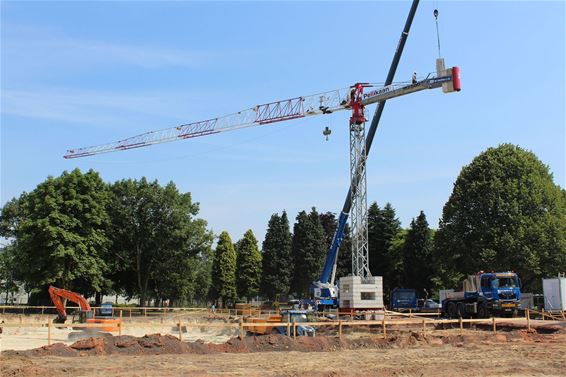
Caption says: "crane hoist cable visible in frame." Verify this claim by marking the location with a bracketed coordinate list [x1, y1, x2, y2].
[434, 8, 441, 58]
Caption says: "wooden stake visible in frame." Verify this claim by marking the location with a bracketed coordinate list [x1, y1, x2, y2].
[47, 318, 52, 346]
[239, 318, 244, 339]
[338, 320, 342, 339]
[382, 317, 387, 339]
[526, 309, 531, 331]
[293, 320, 296, 340]
[119, 310, 123, 336]
[459, 317, 463, 335]
[287, 321, 291, 337]
[178, 320, 183, 341]
[422, 319, 426, 336]
[129, 308, 132, 319]
[492, 317, 496, 333]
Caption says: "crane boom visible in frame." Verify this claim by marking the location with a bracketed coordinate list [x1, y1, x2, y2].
[63, 74, 458, 159]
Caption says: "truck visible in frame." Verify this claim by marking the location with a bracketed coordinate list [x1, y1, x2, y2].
[245, 309, 316, 336]
[390, 288, 418, 312]
[442, 272, 521, 318]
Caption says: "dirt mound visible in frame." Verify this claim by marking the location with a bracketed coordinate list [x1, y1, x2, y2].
[4, 333, 432, 357]
[5, 328, 560, 358]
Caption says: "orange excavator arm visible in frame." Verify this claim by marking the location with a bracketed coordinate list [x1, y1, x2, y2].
[48, 285, 91, 322]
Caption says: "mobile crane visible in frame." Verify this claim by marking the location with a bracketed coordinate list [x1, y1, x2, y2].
[64, 1, 460, 310]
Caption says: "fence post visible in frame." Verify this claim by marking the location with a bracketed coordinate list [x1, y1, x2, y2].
[239, 317, 244, 339]
[41, 306, 45, 315]
[422, 319, 426, 336]
[287, 321, 291, 337]
[459, 317, 463, 335]
[338, 320, 342, 340]
[526, 309, 531, 331]
[144, 308, 147, 317]
[409, 309, 412, 318]
[178, 320, 183, 341]
[293, 319, 296, 340]
[492, 317, 496, 333]
[129, 308, 132, 319]
[382, 317, 387, 339]
[119, 311, 123, 336]
[19, 315, 22, 325]
[47, 318, 52, 346]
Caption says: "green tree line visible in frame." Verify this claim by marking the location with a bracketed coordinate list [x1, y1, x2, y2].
[1, 144, 565, 306]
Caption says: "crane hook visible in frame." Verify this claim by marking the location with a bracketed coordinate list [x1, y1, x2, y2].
[433, 9, 438, 19]
[322, 126, 332, 141]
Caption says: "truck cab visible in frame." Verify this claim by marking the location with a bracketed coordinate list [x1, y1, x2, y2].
[478, 272, 521, 315]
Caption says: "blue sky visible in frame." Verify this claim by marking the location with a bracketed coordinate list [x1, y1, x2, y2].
[1, 1, 564, 244]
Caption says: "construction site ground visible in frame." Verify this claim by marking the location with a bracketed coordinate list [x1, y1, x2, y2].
[1, 313, 565, 377]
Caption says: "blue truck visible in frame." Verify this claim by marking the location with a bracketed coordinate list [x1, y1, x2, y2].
[442, 271, 521, 318]
[390, 288, 418, 311]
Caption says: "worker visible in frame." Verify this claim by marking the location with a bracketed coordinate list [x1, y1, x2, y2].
[211, 303, 216, 314]
[412, 72, 417, 84]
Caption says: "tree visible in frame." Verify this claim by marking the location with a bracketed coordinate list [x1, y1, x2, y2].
[261, 211, 293, 299]
[291, 208, 326, 296]
[434, 144, 566, 291]
[0, 245, 20, 303]
[211, 231, 237, 306]
[368, 202, 403, 294]
[235, 230, 262, 300]
[319, 211, 352, 279]
[108, 178, 212, 306]
[402, 211, 434, 296]
[0, 169, 111, 296]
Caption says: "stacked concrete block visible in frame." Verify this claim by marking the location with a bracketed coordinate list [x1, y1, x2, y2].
[339, 275, 384, 309]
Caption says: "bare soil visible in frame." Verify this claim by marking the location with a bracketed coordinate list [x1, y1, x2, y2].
[1, 326, 565, 377]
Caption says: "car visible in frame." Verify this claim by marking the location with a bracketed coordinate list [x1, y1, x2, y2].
[98, 302, 114, 316]
[422, 299, 441, 309]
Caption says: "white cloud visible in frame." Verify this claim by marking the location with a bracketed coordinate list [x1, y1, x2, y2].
[0, 87, 224, 129]
[2, 24, 213, 73]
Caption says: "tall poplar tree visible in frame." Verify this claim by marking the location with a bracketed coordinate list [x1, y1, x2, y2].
[211, 231, 237, 306]
[402, 211, 434, 296]
[236, 230, 262, 300]
[291, 208, 326, 296]
[261, 211, 293, 299]
[368, 202, 403, 294]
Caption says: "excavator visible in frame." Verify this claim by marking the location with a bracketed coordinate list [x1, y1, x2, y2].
[48, 285, 121, 332]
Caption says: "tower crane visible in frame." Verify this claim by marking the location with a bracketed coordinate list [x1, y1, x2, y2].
[65, 0, 460, 310]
